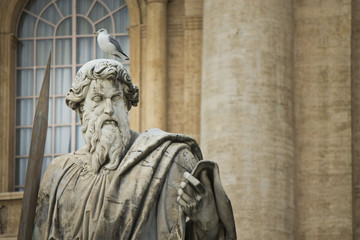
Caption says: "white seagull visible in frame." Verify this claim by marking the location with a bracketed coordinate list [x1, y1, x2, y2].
[95, 28, 130, 61]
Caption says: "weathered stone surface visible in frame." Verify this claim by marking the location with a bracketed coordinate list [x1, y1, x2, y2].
[294, 0, 352, 239]
[201, 0, 295, 238]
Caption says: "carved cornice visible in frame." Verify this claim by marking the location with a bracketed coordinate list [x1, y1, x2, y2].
[168, 24, 183, 37]
[140, 24, 147, 38]
[11, 34, 18, 49]
[183, 16, 203, 30]
[146, 0, 168, 3]
[140, 24, 183, 38]
[355, 185, 360, 199]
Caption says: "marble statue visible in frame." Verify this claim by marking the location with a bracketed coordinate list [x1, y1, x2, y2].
[33, 59, 236, 240]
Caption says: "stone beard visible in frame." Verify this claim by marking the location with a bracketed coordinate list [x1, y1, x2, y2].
[81, 86, 131, 174]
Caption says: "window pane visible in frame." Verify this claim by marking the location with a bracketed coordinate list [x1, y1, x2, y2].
[41, 156, 53, 178]
[37, 20, 54, 37]
[114, 7, 129, 33]
[17, 70, 34, 97]
[76, 17, 93, 35]
[89, 2, 108, 22]
[16, 128, 32, 155]
[95, 16, 113, 34]
[44, 127, 52, 154]
[25, 0, 49, 15]
[55, 97, 72, 124]
[56, 39, 72, 65]
[76, 125, 85, 150]
[36, 40, 53, 66]
[16, 99, 33, 126]
[56, 0, 72, 17]
[77, 37, 94, 64]
[77, 0, 93, 15]
[15, 158, 28, 187]
[102, 0, 126, 11]
[18, 13, 36, 37]
[41, 4, 61, 25]
[18, 41, 34, 67]
[76, 112, 80, 123]
[55, 68, 72, 95]
[36, 68, 53, 96]
[56, 18, 72, 36]
[55, 126, 71, 154]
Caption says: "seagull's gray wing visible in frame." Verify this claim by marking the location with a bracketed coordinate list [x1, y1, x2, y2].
[108, 36, 127, 55]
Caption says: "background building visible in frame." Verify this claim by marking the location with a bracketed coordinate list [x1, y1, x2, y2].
[0, 0, 357, 239]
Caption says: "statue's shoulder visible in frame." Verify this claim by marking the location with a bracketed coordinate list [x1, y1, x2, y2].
[49, 153, 75, 169]
[44, 151, 85, 177]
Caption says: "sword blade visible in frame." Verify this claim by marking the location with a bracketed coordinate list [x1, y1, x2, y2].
[18, 52, 51, 240]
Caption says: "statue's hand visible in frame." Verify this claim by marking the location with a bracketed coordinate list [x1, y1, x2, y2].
[177, 171, 219, 238]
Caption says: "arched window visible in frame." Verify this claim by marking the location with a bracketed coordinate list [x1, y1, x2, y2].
[15, 0, 130, 191]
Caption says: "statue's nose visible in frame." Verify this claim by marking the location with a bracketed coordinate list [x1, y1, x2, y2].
[104, 99, 114, 115]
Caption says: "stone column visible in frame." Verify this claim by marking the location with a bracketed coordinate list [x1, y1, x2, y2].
[294, 1, 352, 239]
[0, 32, 16, 192]
[183, 6, 202, 142]
[144, 0, 168, 130]
[353, 0, 360, 238]
[201, 0, 295, 238]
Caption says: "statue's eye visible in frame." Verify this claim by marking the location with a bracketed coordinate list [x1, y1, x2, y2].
[92, 95, 103, 102]
[112, 95, 122, 101]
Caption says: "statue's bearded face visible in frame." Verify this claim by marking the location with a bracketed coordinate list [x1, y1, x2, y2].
[81, 79, 131, 173]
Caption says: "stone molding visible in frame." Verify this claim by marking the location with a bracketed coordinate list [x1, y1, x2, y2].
[0, 192, 23, 201]
[168, 24, 183, 37]
[140, 24, 147, 38]
[183, 16, 202, 30]
[147, 0, 168, 3]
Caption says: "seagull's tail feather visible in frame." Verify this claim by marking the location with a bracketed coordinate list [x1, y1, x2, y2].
[113, 52, 130, 61]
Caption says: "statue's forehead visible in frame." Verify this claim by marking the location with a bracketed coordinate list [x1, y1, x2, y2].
[89, 79, 121, 93]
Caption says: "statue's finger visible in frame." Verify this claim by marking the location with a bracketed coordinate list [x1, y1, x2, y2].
[177, 196, 193, 216]
[178, 188, 199, 204]
[183, 171, 206, 194]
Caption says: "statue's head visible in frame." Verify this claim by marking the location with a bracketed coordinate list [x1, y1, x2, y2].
[65, 59, 139, 173]
[66, 59, 138, 119]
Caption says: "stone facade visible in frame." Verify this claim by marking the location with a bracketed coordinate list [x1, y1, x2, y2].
[0, 0, 358, 239]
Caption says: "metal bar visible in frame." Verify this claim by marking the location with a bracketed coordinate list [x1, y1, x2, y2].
[18, 52, 51, 240]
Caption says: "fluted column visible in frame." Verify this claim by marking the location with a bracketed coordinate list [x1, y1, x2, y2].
[144, 0, 168, 130]
[201, 0, 295, 238]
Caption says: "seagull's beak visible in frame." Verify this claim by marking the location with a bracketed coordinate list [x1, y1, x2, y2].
[94, 31, 97, 35]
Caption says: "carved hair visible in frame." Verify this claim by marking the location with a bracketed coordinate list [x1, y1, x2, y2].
[65, 59, 139, 118]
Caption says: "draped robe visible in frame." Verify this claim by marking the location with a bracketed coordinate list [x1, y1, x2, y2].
[33, 129, 236, 240]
